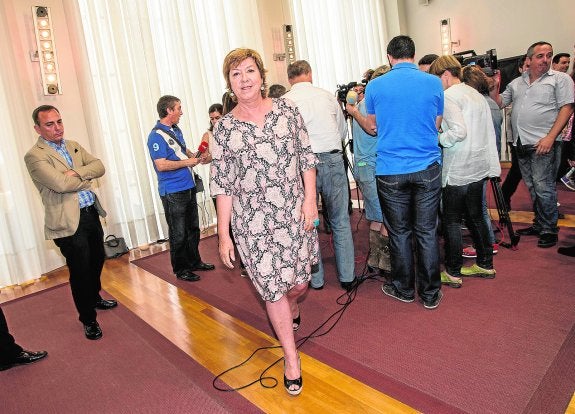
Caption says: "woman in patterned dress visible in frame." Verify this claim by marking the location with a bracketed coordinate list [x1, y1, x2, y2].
[210, 48, 320, 396]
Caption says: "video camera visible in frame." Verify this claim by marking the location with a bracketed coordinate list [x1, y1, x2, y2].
[456, 49, 498, 76]
[336, 80, 366, 104]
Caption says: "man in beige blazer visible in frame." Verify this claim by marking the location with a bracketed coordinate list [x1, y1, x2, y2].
[24, 105, 116, 340]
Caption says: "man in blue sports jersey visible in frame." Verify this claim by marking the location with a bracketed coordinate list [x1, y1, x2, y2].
[355, 36, 445, 309]
[148, 95, 214, 282]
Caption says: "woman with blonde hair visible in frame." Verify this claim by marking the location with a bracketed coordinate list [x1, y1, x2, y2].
[210, 48, 320, 396]
[429, 56, 501, 286]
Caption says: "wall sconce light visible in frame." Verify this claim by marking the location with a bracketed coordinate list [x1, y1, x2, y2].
[440, 18, 460, 55]
[32, 6, 61, 95]
[273, 25, 297, 63]
[283, 25, 296, 65]
[440, 19, 452, 55]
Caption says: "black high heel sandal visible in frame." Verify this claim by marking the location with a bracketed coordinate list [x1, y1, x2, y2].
[292, 304, 301, 331]
[292, 314, 301, 331]
[284, 354, 302, 396]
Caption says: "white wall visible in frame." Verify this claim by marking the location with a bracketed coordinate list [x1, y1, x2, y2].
[403, 0, 575, 64]
[255, 0, 292, 88]
[4, 0, 92, 150]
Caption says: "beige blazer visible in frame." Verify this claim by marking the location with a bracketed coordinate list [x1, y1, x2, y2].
[24, 137, 107, 240]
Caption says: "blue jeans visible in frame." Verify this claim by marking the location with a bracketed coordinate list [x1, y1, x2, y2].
[161, 188, 201, 276]
[376, 162, 441, 301]
[312, 152, 355, 286]
[443, 179, 493, 275]
[354, 163, 383, 222]
[517, 141, 561, 235]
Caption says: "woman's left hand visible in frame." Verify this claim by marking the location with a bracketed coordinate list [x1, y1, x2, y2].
[301, 198, 319, 232]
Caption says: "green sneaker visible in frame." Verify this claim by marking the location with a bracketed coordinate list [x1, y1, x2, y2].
[440, 271, 462, 288]
[460, 264, 496, 279]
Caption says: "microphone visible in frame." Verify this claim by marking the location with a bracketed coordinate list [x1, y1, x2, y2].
[194, 141, 208, 158]
[346, 90, 358, 105]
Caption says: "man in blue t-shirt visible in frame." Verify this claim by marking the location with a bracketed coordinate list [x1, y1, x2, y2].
[147, 95, 214, 281]
[357, 36, 444, 309]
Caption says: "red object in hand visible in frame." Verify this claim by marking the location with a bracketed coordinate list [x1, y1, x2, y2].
[195, 141, 208, 158]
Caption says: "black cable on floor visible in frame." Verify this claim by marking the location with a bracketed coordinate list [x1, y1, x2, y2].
[212, 265, 387, 393]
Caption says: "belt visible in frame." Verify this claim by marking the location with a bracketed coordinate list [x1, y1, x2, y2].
[317, 149, 342, 154]
[80, 204, 96, 213]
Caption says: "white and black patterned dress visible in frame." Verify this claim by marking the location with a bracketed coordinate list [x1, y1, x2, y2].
[210, 98, 320, 302]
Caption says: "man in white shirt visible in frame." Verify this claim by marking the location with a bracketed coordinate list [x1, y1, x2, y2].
[492, 42, 574, 248]
[284, 60, 355, 290]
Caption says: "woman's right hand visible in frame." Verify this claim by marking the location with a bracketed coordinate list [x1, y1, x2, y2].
[218, 236, 236, 269]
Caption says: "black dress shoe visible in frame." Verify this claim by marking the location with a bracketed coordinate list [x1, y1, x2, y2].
[95, 298, 118, 310]
[340, 279, 356, 292]
[516, 226, 540, 236]
[538, 233, 558, 248]
[0, 350, 48, 371]
[191, 262, 215, 271]
[558, 245, 575, 257]
[84, 321, 103, 340]
[176, 271, 200, 282]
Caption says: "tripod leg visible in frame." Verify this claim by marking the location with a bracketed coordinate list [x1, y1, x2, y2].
[490, 177, 520, 249]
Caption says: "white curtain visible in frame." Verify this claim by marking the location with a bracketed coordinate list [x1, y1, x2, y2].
[0, 0, 262, 288]
[0, 6, 65, 287]
[289, 0, 387, 91]
[71, 0, 264, 250]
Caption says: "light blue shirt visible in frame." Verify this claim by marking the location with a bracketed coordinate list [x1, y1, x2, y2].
[43, 138, 95, 208]
[352, 99, 377, 167]
[501, 69, 574, 145]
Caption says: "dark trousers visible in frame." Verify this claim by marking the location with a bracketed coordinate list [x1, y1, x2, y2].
[501, 145, 522, 210]
[376, 162, 442, 302]
[443, 179, 493, 276]
[0, 307, 23, 364]
[54, 206, 105, 325]
[161, 188, 201, 276]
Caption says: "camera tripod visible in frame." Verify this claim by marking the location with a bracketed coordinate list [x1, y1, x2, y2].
[489, 176, 520, 249]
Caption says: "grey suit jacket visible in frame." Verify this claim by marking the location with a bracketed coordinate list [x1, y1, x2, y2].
[24, 137, 107, 240]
